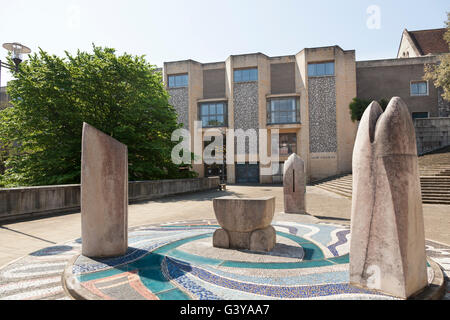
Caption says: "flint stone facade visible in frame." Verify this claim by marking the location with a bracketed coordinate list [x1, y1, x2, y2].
[168, 87, 189, 129]
[308, 76, 337, 153]
[234, 82, 259, 154]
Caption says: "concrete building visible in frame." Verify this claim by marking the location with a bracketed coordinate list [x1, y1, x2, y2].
[357, 28, 450, 119]
[164, 27, 449, 183]
[164, 46, 358, 184]
[356, 55, 449, 118]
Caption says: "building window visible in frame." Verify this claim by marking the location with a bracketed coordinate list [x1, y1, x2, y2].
[411, 81, 428, 96]
[199, 102, 227, 127]
[168, 74, 188, 88]
[234, 68, 258, 82]
[279, 133, 297, 156]
[308, 62, 334, 77]
[267, 98, 300, 124]
[412, 112, 429, 120]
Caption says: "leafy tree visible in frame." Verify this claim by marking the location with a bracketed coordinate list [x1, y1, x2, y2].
[0, 45, 196, 187]
[424, 12, 450, 102]
[349, 97, 388, 122]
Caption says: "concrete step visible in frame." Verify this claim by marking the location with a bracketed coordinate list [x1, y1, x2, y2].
[316, 181, 450, 205]
[422, 200, 450, 205]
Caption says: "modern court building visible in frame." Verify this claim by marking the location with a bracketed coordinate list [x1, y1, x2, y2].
[164, 27, 449, 184]
[164, 46, 358, 184]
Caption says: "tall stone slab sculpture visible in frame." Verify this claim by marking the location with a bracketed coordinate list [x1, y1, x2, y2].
[350, 97, 427, 299]
[81, 123, 128, 258]
[283, 154, 305, 214]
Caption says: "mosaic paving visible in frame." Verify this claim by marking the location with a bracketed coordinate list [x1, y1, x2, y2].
[0, 219, 449, 300]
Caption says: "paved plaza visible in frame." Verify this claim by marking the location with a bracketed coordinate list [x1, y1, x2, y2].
[0, 185, 448, 300]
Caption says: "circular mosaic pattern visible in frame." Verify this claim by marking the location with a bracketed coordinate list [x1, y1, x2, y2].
[1, 219, 449, 300]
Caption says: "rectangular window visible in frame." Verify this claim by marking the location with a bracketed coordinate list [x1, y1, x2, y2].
[267, 98, 300, 124]
[411, 81, 428, 96]
[234, 68, 258, 82]
[199, 102, 227, 127]
[308, 62, 335, 77]
[168, 74, 188, 88]
[279, 133, 297, 157]
[412, 112, 429, 120]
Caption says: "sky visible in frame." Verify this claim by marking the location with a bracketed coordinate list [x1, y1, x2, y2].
[0, 0, 448, 86]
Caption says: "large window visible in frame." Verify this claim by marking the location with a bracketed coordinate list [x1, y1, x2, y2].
[411, 81, 428, 96]
[412, 112, 429, 120]
[267, 98, 300, 124]
[308, 62, 334, 77]
[199, 102, 227, 127]
[234, 68, 258, 82]
[168, 74, 188, 88]
[279, 133, 297, 156]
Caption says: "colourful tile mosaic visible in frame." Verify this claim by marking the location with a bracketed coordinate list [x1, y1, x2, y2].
[0, 219, 448, 300]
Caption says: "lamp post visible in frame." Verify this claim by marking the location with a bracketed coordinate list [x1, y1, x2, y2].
[0, 42, 31, 85]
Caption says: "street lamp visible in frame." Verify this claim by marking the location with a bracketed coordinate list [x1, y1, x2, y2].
[0, 42, 31, 84]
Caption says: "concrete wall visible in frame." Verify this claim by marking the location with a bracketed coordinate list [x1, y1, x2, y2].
[0, 177, 220, 222]
[414, 118, 450, 155]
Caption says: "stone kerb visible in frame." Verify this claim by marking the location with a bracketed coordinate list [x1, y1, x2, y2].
[212, 196, 276, 252]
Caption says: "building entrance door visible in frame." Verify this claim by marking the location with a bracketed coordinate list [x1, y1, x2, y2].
[235, 163, 260, 184]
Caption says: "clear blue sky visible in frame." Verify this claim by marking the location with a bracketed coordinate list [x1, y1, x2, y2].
[0, 0, 448, 86]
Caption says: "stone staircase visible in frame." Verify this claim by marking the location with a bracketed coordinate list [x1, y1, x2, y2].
[312, 147, 450, 205]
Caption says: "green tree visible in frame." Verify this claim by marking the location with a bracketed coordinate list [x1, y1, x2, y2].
[424, 13, 450, 102]
[349, 97, 388, 122]
[0, 45, 196, 187]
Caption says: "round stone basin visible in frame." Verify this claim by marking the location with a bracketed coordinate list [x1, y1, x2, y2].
[213, 196, 275, 232]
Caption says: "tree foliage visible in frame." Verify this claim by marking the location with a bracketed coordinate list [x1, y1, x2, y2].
[424, 12, 450, 102]
[0, 45, 196, 187]
[349, 97, 388, 122]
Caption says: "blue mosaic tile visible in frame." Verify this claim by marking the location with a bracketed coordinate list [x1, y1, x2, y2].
[168, 258, 383, 299]
[327, 229, 351, 257]
[30, 245, 74, 256]
[164, 258, 220, 300]
[156, 288, 191, 300]
[139, 268, 175, 294]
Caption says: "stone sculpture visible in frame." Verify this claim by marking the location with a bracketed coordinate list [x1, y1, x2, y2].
[81, 123, 128, 258]
[350, 97, 427, 299]
[213, 196, 276, 252]
[283, 153, 306, 214]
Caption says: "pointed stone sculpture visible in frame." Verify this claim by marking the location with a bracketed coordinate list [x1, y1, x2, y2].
[350, 97, 427, 299]
[81, 123, 128, 258]
[283, 153, 305, 214]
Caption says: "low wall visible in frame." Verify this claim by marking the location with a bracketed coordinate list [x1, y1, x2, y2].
[0, 177, 220, 222]
[415, 117, 450, 155]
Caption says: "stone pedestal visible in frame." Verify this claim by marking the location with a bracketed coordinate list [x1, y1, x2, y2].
[283, 154, 306, 214]
[350, 97, 427, 299]
[213, 196, 276, 252]
[81, 123, 128, 258]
